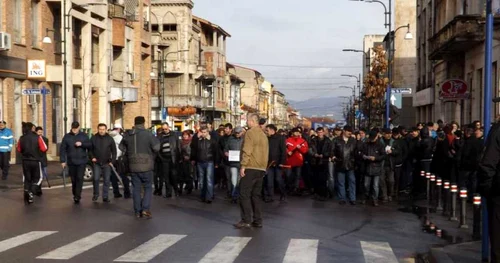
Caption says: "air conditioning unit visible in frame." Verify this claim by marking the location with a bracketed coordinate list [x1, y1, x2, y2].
[27, 95, 38, 105]
[130, 72, 137, 80]
[0, 32, 12, 51]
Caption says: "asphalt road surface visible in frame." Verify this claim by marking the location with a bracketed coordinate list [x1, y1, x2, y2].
[0, 185, 446, 263]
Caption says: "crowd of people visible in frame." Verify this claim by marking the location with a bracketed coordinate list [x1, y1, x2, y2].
[11, 116, 487, 219]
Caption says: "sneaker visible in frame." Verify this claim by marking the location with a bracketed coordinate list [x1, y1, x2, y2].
[206, 200, 212, 204]
[92, 196, 98, 202]
[141, 211, 152, 219]
[73, 197, 80, 204]
[264, 198, 274, 203]
[350, 201, 356, 206]
[114, 193, 123, 198]
[339, 201, 347, 205]
[135, 212, 142, 218]
[388, 196, 393, 202]
[233, 221, 251, 229]
[103, 198, 110, 203]
[251, 222, 263, 228]
[360, 200, 366, 205]
[124, 192, 131, 199]
[373, 200, 379, 207]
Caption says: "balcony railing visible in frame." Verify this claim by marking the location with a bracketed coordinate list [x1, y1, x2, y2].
[108, 4, 125, 19]
[429, 15, 484, 60]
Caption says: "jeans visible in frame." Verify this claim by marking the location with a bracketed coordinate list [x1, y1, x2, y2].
[93, 164, 111, 199]
[286, 166, 302, 191]
[327, 162, 335, 196]
[229, 167, 239, 198]
[380, 166, 395, 200]
[265, 166, 286, 199]
[239, 169, 265, 224]
[197, 162, 214, 201]
[68, 164, 86, 200]
[225, 166, 233, 196]
[337, 170, 356, 201]
[364, 176, 380, 201]
[131, 171, 153, 213]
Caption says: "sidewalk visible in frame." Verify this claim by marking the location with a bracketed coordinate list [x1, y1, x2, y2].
[0, 161, 67, 190]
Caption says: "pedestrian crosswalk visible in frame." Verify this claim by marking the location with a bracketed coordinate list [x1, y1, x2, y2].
[0, 231, 404, 262]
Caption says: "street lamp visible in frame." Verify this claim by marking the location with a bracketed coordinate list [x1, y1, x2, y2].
[341, 74, 362, 129]
[42, 0, 106, 135]
[342, 49, 370, 71]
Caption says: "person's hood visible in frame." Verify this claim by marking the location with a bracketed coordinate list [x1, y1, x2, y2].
[420, 127, 430, 139]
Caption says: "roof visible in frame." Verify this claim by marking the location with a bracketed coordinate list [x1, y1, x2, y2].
[193, 15, 231, 37]
[229, 63, 262, 76]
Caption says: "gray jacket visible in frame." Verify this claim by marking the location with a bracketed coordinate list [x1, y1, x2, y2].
[119, 125, 160, 173]
[224, 135, 243, 168]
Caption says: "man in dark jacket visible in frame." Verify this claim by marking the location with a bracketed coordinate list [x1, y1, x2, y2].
[478, 121, 500, 262]
[311, 127, 332, 201]
[391, 127, 407, 200]
[35, 126, 49, 196]
[220, 123, 233, 198]
[332, 125, 358, 205]
[191, 126, 219, 203]
[60, 121, 92, 204]
[90, 123, 117, 203]
[415, 126, 434, 197]
[459, 127, 481, 196]
[157, 122, 181, 198]
[17, 122, 48, 204]
[361, 130, 385, 206]
[264, 124, 287, 202]
[224, 126, 244, 203]
[119, 116, 160, 219]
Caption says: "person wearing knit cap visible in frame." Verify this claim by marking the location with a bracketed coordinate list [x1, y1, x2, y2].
[119, 116, 160, 219]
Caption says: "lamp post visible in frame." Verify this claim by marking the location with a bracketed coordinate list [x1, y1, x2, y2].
[340, 96, 354, 127]
[42, 1, 105, 135]
[341, 74, 361, 129]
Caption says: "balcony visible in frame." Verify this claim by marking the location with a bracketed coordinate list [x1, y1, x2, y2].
[153, 95, 205, 108]
[109, 4, 126, 47]
[429, 15, 484, 60]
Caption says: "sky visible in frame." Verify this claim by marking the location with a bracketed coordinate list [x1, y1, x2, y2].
[193, 0, 390, 103]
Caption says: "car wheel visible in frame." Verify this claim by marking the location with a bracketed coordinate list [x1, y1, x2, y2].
[84, 165, 94, 182]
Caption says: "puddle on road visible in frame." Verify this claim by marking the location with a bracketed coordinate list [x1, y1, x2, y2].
[398, 204, 478, 245]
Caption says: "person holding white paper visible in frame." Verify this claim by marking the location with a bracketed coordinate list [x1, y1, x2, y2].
[224, 126, 244, 203]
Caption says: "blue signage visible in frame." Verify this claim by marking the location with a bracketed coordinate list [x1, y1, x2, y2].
[22, 89, 51, 95]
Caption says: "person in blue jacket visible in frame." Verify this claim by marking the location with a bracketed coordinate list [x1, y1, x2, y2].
[60, 121, 91, 204]
[0, 121, 14, 180]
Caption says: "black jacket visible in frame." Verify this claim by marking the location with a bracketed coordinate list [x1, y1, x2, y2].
[17, 132, 48, 162]
[119, 125, 160, 173]
[190, 134, 219, 163]
[478, 123, 500, 197]
[460, 136, 483, 171]
[157, 131, 181, 163]
[393, 137, 408, 166]
[361, 140, 385, 176]
[60, 131, 92, 166]
[311, 136, 333, 166]
[417, 127, 434, 161]
[90, 133, 117, 165]
[332, 136, 357, 171]
[267, 134, 286, 167]
[40, 136, 49, 167]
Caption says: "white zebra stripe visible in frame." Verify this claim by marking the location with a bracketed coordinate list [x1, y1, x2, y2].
[282, 239, 318, 263]
[114, 234, 186, 262]
[198, 236, 251, 263]
[36, 232, 122, 260]
[360, 241, 399, 263]
[0, 231, 58, 254]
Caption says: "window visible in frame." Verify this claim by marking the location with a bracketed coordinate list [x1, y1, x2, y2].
[13, 0, 23, 43]
[31, 0, 39, 47]
[151, 24, 159, 33]
[163, 24, 177, 32]
[73, 19, 83, 69]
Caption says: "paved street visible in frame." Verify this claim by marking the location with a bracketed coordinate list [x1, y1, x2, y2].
[0, 186, 446, 263]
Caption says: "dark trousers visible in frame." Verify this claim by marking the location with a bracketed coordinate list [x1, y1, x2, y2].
[302, 162, 313, 190]
[69, 164, 86, 200]
[179, 161, 194, 191]
[22, 160, 42, 193]
[265, 166, 286, 199]
[110, 171, 130, 196]
[154, 160, 162, 192]
[313, 164, 328, 198]
[239, 169, 265, 224]
[489, 196, 500, 263]
[380, 166, 395, 200]
[394, 165, 402, 196]
[160, 160, 178, 196]
[131, 171, 153, 213]
[0, 152, 10, 178]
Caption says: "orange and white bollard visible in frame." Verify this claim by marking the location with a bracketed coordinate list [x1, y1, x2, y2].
[450, 184, 458, 221]
[459, 188, 468, 229]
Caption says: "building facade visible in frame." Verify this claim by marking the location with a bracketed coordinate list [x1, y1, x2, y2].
[0, 0, 152, 160]
[416, 0, 495, 125]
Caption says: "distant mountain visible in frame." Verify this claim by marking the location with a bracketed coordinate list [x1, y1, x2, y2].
[288, 97, 346, 119]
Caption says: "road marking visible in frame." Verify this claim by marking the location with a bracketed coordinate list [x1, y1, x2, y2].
[0, 231, 58, 254]
[282, 239, 318, 263]
[36, 232, 122, 260]
[360, 241, 398, 263]
[198, 236, 251, 263]
[114, 234, 186, 262]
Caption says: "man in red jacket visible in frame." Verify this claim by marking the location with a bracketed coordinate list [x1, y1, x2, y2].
[285, 127, 309, 195]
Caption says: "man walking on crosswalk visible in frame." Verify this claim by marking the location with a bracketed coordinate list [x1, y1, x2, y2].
[234, 113, 269, 229]
[120, 116, 160, 219]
